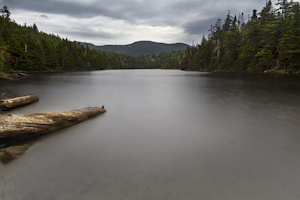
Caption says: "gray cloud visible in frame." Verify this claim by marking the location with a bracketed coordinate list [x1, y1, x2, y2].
[182, 18, 220, 36]
[177, 0, 264, 37]
[3, 0, 261, 23]
[60, 28, 119, 40]
[2, 0, 278, 45]
[3, 0, 155, 21]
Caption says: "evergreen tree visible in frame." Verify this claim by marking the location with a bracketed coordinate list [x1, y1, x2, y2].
[0, 5, 11, 20]
[223, 11, 233, 31]
[278, 2, 300, 70]
[177, 0, 300, 73]
[251, 9, 258, 21]
[259, 0, 274, 24]
[276, 0, 290, 19]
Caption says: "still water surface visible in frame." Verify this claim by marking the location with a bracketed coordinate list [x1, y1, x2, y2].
[0, 70, 300, 200]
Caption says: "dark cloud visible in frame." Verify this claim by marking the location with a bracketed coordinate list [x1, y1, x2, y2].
[3, 0, 105, 18]
[60, 28, 119, 40]
[177, 0, 265, 38]
[3, 0, 269, 21]
[3, 0, 151, 21]
[2, 0, 276, 45]
[182, 18, 219, 36]
[2, 0, 210, 25]
[168, 1, 202, 12]
[3, 0, 266, 25]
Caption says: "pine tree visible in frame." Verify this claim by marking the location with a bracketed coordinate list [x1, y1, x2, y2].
[276, 0, 290, 19]
[259, 0, 274, 24]
[278, 2, 300, 70]
[232, 15, 237, 29]
[0, 5, 11, 20]
[223, 11, 233, 31]
[251, 9, 258, 21]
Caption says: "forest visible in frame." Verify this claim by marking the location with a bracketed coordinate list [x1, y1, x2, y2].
[1, 0, 300, 75]
[180, 0, 300, 73]
[0, 5, 183, 76]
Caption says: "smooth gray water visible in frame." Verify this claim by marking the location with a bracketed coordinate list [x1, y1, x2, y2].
[0, 70, 300, 200]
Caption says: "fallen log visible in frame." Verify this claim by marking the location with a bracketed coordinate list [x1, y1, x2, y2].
[0, 107, 106, 162]
[0, 95, 39, 111]
[0, 107, 106, 140]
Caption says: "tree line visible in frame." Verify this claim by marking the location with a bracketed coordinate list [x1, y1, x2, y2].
[4, 1, 296, 74]
[179, 0, 300, 73]
[0, 6, 184, 74]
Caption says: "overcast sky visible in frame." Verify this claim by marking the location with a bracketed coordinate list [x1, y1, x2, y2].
[0, 0, 288, 45]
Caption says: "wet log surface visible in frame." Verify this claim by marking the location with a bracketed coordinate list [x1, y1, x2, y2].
[0, 107, 106, 162]
[0, 95, 39, 111]
[0, 107, 106, 139]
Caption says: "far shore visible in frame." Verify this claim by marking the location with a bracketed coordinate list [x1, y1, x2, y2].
[1, 68, 299, 81]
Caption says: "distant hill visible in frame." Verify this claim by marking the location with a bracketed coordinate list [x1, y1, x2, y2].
[80, 41, 189, 56]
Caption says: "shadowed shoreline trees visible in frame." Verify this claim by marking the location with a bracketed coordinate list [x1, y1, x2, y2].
[1, 1, 300, 74]
[0, 5, 184, 75]
[178, 0, 300, 73]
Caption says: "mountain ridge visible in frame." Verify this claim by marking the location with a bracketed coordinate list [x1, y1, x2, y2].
[80, 41, 189, 56]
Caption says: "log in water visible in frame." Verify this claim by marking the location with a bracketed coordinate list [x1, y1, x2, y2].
[0, 107, 106, 162]
[1, 70, 300, 199]
[0, 95, 39, 111]
[0, 107, 106, 139]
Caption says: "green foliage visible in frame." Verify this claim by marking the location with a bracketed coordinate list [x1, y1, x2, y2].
[176, 0, 300, 73]
[0, 5, 184, 73]
[84, 41, 188, 57]
[0, 36, 13, 73]
[1, 2, 299, 74]
[0, 47, 4, 71]
[0, 5, 10, 20]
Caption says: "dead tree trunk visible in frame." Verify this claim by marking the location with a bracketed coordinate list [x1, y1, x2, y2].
[0, 107, 106, 139]
[0, 95, 39, 111]
[0, 107, 106, 162]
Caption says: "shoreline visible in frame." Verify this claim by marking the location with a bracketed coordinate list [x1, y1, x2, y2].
[0, 69, 104, 80]
[183, 68, 300, 75]
[1, 68, 299, 81]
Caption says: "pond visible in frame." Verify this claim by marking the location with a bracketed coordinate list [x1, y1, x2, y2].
[1, 69, 300, 200]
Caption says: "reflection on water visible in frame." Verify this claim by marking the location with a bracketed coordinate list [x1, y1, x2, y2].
[1, 70, 300, 200]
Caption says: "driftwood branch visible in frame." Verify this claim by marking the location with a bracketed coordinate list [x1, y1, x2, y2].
[0, 95, 39, 111]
